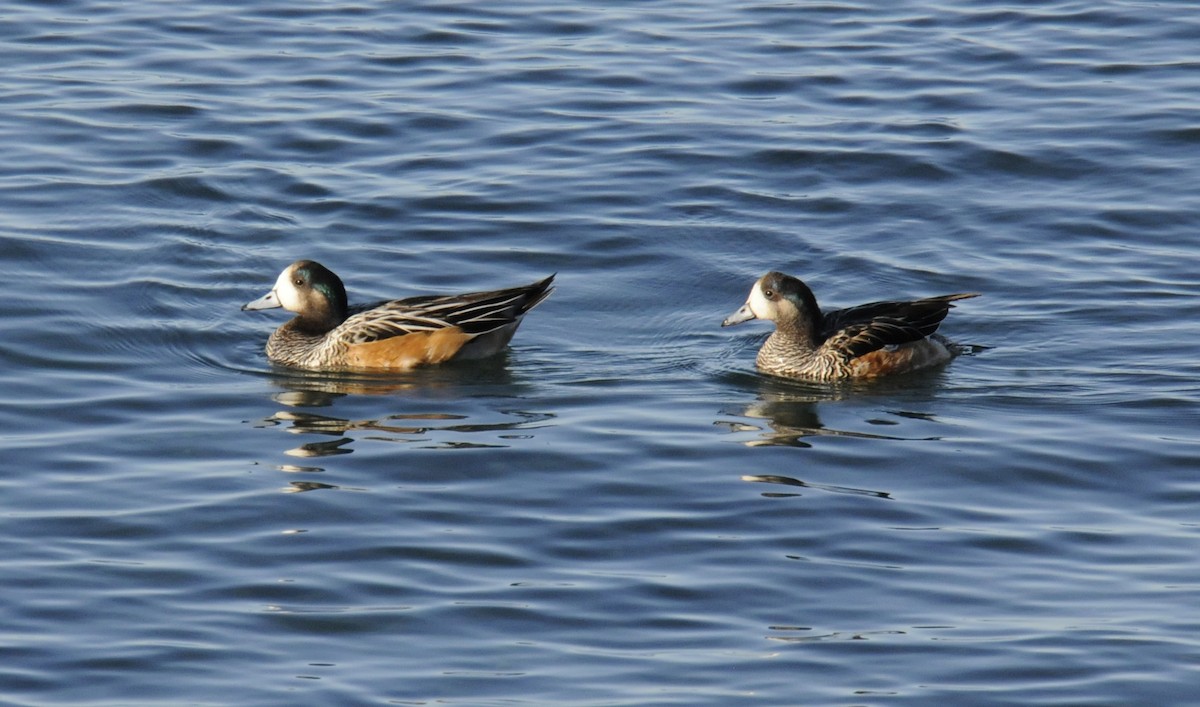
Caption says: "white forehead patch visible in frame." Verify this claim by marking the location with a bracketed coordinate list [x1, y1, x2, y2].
[748, 278, 772, 319]
[273, 266, 304, 312]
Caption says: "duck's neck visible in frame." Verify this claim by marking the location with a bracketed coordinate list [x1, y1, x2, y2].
[293, 298, 346, 335]
[757, 319, 817, 371]
[284, 312, 340, 337]
[773, 314, 820, 351]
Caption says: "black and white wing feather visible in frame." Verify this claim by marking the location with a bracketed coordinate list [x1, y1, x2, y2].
[337, 276, 555, 345]
[820, 293, 977, 361]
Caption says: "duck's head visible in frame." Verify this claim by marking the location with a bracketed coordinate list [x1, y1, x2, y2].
[242, 260, 349, 331]
[722, 271, 820, 328]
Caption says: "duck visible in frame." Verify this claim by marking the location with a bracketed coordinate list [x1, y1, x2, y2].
[722, 271, 977, 381]
[242, 260, 554, 371]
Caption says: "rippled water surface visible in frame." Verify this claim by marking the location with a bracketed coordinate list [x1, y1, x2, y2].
[3, 1, 1200, 705]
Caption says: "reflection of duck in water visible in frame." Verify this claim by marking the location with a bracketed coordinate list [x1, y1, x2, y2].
[243, 260, 554, 371]
[721, 392, 924, 448]
[723, 271, 977, 381]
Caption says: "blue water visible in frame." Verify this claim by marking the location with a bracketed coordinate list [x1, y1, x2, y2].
[3, 1, 1200, 705]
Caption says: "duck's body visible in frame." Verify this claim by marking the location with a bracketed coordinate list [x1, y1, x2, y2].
[723, 271, 976, 381]
[243, 260, 554, 371]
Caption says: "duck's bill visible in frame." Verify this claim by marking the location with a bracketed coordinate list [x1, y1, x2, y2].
[242, 290, 281, 311]
[722, 302, 756, 327]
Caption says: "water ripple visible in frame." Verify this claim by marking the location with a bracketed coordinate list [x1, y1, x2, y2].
[3, 1, 1200, 705]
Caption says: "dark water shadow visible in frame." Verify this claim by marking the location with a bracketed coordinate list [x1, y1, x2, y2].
[741, 473, 893, 500]
[246, 357, 555, 489]
[717, 372, 949, 449]
[716, 371, 962, 501]
[260, 407, 555, 457]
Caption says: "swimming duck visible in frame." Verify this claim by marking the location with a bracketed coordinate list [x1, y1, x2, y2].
[722, 271, 977, 381]
[243, 260, 554, 371]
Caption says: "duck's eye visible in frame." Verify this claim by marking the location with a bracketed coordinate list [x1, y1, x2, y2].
[763, 289, 774, 299]
[293, 277, 304, 287]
